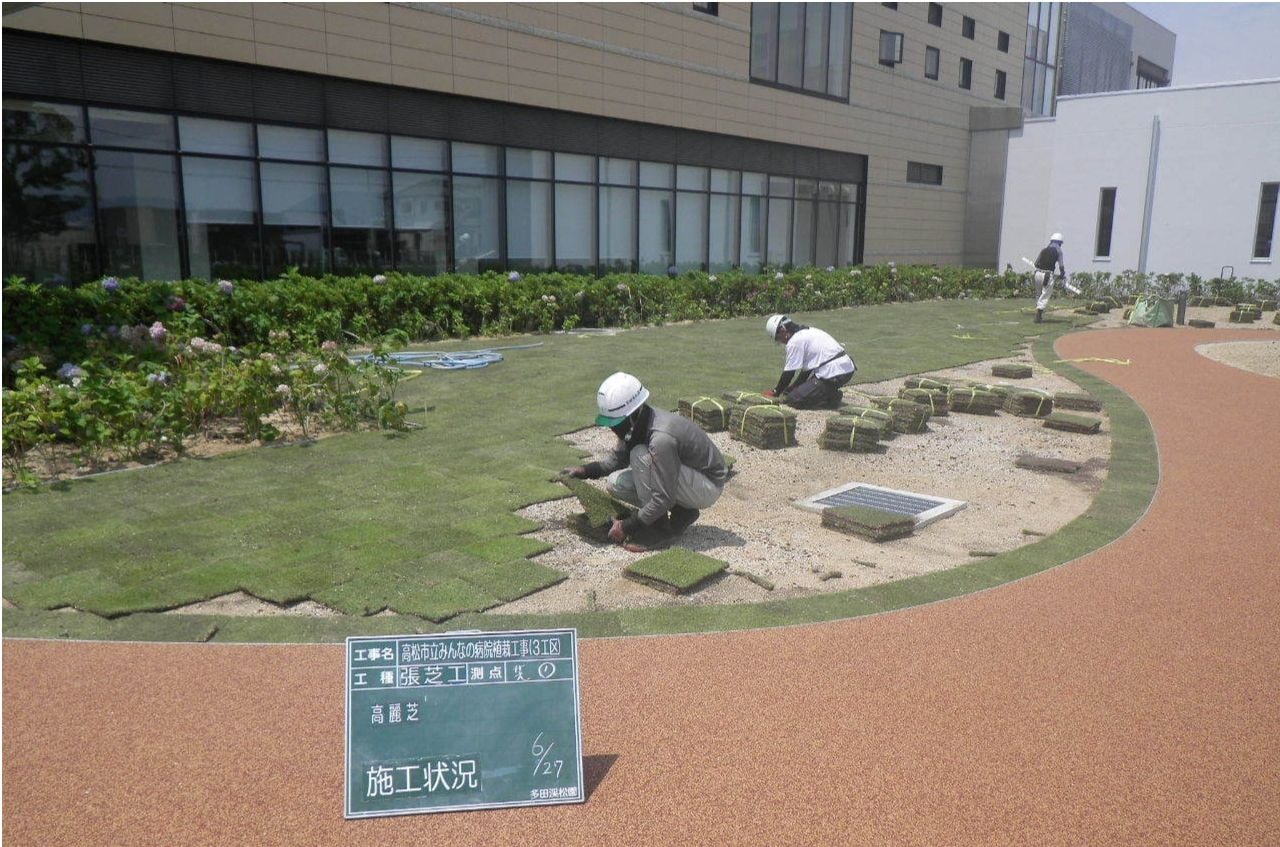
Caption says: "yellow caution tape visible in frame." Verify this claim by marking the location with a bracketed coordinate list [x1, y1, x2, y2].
[951, 334, 989, 340]
[692, 396, 727, 428]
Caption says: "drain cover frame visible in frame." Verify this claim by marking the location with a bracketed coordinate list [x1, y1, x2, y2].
[793, 482, 967, 528]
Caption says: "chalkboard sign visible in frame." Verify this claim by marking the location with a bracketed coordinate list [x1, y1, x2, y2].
[344, 629, 584, 818]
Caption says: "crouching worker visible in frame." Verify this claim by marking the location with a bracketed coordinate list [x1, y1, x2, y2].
[762, 314, 856, 409]
[562, 372, 727, 546]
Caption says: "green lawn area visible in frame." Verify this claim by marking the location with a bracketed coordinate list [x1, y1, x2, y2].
[3, 300, 1151, 642]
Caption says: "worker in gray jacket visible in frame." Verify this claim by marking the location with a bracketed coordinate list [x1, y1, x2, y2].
[562, 372, 727, 545]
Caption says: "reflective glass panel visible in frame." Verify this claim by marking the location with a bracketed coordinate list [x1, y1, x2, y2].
[676, 165, 708, 191]
[89, 108, 174, 150]
[750, 2, 778, 80]
[639, 162, 674, 189]
[452, 175, 501, 272]
[506, 148, 552, 180]
[740, 194, 766, 272]
[452, 142, 500, 175]
[179, 116, 253, 156]
[393, 171, 449, 275]
[639, 189, 674, 273]
[675, 191, 707, 271]
[792, 197, 814, 266]
[2, 143, 96, 284]
[709, 193, 740, 271]
[600, 157, 636, 186]
[555, 182, 595, 272]
[4, 100, 85, 143]
[328, 129, 388, 167]
[767, 197, 792, 266]
[258, 124, 324, 161]
[599, 186, 636, 272]
[183, 156, 259, 280]
[777, 3, 805, 88]
[506, 179, 553, 270]
[391, 136, 447, 171]
[94, 150, 181, 280]
[555, 152, 595, 182]
[710, 169, 740, 193]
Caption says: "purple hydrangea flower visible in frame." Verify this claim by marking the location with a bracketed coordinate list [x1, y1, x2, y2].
[101, 277, 120, 293]
[217, 279, 235, 295]
[56, 363, 85, 381]
[149, 321, 167, 343]
[147, 371, 171, 386]
[167, 295, 186, 312]
[508, 271, 522, 282]
[81, 323, 94, 335]
[372, 274, 387, 284]
[321, 340, 339, 352]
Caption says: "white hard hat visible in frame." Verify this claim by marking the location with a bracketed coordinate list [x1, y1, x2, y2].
[596, 372, 649, 426]
[765, 314, 789, 341]
[1050, 232, 1064, 243]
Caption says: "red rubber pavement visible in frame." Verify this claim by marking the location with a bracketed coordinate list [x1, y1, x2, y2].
[4, 327, 1278, 846]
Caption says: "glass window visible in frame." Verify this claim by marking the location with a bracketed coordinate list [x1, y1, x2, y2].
[506, 179, 553, 270]
[769, 176, 794, 197]
[879, 31, 904, 67]
[710, 194, 740, 271]
[555, 182, 595, 272]
[827, 3, 852, 98]
[393, 171, 449, 275]
[601, 157, 636, 186]
[963, 15, 975, 39]
[928, 3, 942, 26]
[710, 169, 740, 193]
[838, 201, 859, 266]
[767, 197, 791, 266]
[1095, 187, 1116, 258]
[258, 124, 324, 161]
[94, 150, 181, 280]
[676, 165, 708, 191]
[555, 152, 594, 182]
[742, 172, 768, 196]
[639, 189, 674, 273]
[260, 161, 327, 275]
[777, 3, 804, 88]
[750, 3, 779, 82]
[330, 166, 390, 273]
[841, 183, 859, 203]
[792, 181, 815, 267]
[996, 69, 1008, 100]
[179, 117, 253, 156]
[328, 129, 387, 167]
[926, 46, 941, 80]
[183, 156, 259, 280]
[4, 100, 85, 143]
[89, 108, 174, 150]
[391, 136, 447, 171]
[452, 175, 501, 272]
[452, 142, 499, 175]
[998, 30, 1011, 52]
[960, 58, 973, 90]
[907, 161, 943, 185]
[815, 201, 839, 268]
[1253, 182, 1278, 259]
[506, 148, 552, 180]
[803, 3, 830, 90]
[740, 194, 766, 272]
[675, 191, 707, 271]
[599, 186, 636, 272]
[639, 161, 674, 189]
[2, 143, 97, 284]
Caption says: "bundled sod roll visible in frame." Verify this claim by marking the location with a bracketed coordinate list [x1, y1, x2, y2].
[991, 363, 1033, 379]
[819, 414, 889, 452]
[1258, 299, 1277, 311]
[821, 505, 915, 542]
[1003, 388, 1055, 418]
[722, 390, 777, 406]
[677, 395, 731, 432]
[898, 387, 949, 416]
[1229, 306, 1261, 323]
[947, 386, 1002, 415]
[1088, 300, 1113, 314]
[970, 382, 1019, 399]
[1188, 318, 1216, 328]
[867, 396, 931, 433]
[1043, 411, 1102, 434]
[903, 376, 952, 391]
[836, 404, 896, 438]
[559, 476, 635, 541]
[728, 404, 798, 449]
[1052, 391, 1102, 412]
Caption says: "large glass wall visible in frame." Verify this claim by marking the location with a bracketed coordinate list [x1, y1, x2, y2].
[2, 98, 865, 283]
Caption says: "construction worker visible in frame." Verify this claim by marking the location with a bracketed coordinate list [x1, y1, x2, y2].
[561, 372, 727, 546]
[762, 315, 856, 409]
[1032, 233, 1067, 323]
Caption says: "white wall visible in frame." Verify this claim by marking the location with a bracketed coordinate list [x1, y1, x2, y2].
[999, 79, 1280, 280]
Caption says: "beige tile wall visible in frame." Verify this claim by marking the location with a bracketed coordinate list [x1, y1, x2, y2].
[2, 1, 1028, 265]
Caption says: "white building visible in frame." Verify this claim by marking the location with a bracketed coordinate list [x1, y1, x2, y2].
[999, 78, 1280, 281]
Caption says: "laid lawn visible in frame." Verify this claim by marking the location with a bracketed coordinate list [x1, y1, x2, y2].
[2, 300, 1116, 640]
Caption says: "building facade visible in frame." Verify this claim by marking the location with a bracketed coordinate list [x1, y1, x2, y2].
[999, 79, 1280, 281]
[1022, 2, 1175, 117]
[3, 2, 1027, 284]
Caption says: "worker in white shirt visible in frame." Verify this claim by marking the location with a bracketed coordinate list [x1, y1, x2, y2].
[761, 314, 857, 409]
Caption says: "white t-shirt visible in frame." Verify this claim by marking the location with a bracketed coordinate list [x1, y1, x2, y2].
[784, 327, 855, 378]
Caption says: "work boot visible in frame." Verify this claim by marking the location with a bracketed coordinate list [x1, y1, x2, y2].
[1034, 309, 1044, 323]
[668, 506, 700, 536]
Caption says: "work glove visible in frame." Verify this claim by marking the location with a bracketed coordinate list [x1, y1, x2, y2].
[761, 389, 777, 398]
[560, 466, 588, 479]
[608, 518, 627, 544]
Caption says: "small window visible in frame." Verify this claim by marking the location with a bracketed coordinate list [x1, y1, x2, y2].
[882, 2, 898, 8]
[879, 31, 904, 67]
[692, 2, 718, 15]
[925, 46, 940, 80]
[959, 57, 973, 90]
[998, 30, 1010, 52]
[1096, 187, 1117, 258]
[928, 3, 942, 26]
[907, 161, 943, 186]
[962, 15, 975, 39]
[1137, 57, 1170, 90]
[1253, 182, 1278, 259]
[995, 69, 1007, 100]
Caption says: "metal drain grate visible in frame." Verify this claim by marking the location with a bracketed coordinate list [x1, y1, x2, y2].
[794, 482, 966, 528]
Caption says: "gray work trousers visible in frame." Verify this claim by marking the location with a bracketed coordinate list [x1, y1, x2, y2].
[606, 445, 723, 513]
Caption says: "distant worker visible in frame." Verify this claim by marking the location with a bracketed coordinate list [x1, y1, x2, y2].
[1032, 232, 1067, 323]
[762, 315, 856, 409]
[562, 372, 728, 547]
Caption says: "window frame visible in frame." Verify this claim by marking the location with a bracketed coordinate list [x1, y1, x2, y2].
[879, 31, 905, 68]
[998, 30, 1011, 52]
[1095, 186, 1117, 259]
[959, 57, 973, 90]
[749, 2, 853, 102]
[691, 2, 719, 16]
[927, 3, 943, 26]
[962, 15, 975, 39]
[1252, 182, 1278, 260]
[906, 161, 943, 186]
[995, 69, 1007, 100]
[925, 46, 941, 80]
